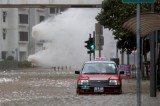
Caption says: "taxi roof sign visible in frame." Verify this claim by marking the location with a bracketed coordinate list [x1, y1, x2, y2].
[95, 57, 106, 61]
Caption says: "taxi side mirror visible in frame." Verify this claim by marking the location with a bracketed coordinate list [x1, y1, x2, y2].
[75, 71, 80, 74]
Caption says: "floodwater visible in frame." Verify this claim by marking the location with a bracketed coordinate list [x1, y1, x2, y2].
[0, 68, 159, 106]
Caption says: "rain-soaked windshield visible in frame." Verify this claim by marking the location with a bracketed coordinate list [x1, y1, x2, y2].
[82, 62, 118, 74]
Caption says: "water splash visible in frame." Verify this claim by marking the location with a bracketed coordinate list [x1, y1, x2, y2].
[28, 8, 117, 68]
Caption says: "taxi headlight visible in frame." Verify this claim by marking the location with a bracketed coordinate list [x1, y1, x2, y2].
[109, 80, 120, 85]
[78, 80, 89, 85]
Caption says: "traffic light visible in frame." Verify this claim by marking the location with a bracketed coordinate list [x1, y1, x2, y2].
[85, 37, 95, 54]
[85, 40, 90, 50]
[85, 34, 96, 60]
[88, 37, 95, 53]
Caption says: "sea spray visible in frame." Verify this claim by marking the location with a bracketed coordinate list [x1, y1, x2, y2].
[28, 8, 117, 68]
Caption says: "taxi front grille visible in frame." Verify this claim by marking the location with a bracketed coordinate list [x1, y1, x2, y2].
[89, 80, 109, 86]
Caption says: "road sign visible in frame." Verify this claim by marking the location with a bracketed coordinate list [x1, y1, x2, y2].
[95, 36, 104, 50]
[122, 0, 155, 3]
[95, 23, 103, 35]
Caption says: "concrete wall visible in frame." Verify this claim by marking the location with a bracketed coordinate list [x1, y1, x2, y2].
[0, 0, 103, 8]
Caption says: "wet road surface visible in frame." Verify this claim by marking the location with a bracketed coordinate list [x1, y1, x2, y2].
[0, 68, 159, 106]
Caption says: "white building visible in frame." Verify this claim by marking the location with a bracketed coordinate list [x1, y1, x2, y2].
[0, 8, 67, 61]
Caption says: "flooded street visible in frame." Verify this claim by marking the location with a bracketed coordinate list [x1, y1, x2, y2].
[0, 68, 159, 106]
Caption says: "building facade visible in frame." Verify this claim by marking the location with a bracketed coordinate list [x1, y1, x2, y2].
[0, 8, 67, 61]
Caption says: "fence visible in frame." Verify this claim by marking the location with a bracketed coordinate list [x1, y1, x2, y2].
[0, 61, 18, 71]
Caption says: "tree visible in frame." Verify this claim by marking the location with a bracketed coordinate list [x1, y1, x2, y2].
[96, 0, 152, 65]
[96, 0, 151, 51]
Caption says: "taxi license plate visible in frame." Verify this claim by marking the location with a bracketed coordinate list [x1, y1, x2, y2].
[94, 87, 104, 92]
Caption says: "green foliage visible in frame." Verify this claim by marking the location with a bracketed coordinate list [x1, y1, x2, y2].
[18, 61, 32, 68]
[1, 60, 32, 68]
[6, 56, 14, 61]
[117, 35, 136, 54]
[96, 0, 152, 54]
[155, 1, 160, 12]
[0, 60, 18, 70]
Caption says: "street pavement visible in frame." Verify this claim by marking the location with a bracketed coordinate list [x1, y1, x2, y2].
[0, 68, 159, 106]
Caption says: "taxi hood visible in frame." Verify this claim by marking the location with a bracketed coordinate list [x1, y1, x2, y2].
[79, 74, 119, 80]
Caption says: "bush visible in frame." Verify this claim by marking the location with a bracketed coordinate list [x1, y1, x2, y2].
[18, 61, 32, 68]
[6, 56, 14, 61]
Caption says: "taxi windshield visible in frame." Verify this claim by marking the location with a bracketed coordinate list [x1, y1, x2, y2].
[82, 62, 117, 74]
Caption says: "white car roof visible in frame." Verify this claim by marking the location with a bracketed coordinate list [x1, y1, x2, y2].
[84, 60, 116, 64]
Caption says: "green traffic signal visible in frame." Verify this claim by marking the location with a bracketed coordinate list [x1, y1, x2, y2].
[89, 38, 95, 51]
[90, 44, 95, 50]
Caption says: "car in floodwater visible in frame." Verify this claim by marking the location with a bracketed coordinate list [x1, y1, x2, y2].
[75, 59, 123, 94]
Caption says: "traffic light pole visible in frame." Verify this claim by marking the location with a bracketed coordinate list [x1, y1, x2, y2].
[89, 34, 92, 61]
[93, 32, 95, 60]
[89, 53, 91, 61]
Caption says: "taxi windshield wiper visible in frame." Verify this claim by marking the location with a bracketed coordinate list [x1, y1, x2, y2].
[83, 72, 100, 74]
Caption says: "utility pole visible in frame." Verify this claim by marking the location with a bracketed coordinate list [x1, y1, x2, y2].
[98, 23, 101, 57]
[136, 4, 141, 106]
[150, 2, 157, 97]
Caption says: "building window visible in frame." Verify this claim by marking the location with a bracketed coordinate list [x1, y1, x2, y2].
[50, 8, 56, 14]
[19, 14, 28, 24]
[19, 31, 28, 41]
[50, 8, 59, 14]
[2, 11, 7, 22]
[1, 51, 6, 59]
[2, 28, 7, 40]
[39, 16, 45, 22]
[60, 8, 67, 12]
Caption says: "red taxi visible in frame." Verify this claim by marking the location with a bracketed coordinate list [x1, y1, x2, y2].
[75, 59, 123, 94]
